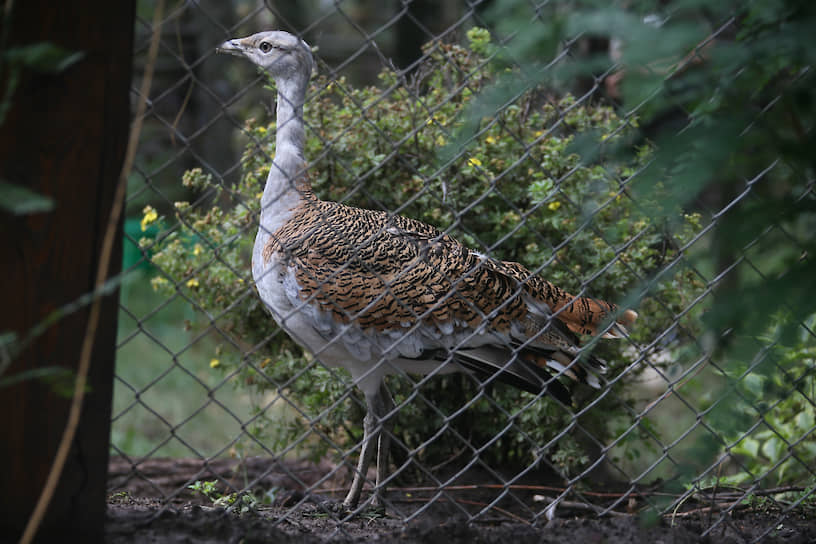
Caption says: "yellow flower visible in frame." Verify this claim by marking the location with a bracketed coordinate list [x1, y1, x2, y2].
[141, 205, 158, 231]
[485, 136, 497, 145]
[427, 112, 446, 126]
[193, 243, 203, 256]
[467, 157, 482, 167]
[256, 192, 263, 200]
[150, 277, 168, 291]
[257, 126, 267, 136]
[435, 135, 447, 147]
[209, 358, 220, 369]
[548, 201, 561, 211]
[534, 130, 544, 138]
[186, 278, 199, 288]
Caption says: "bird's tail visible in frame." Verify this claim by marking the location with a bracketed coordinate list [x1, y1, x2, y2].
[552, 295, 638, 338]
[523, 348, 605, 389]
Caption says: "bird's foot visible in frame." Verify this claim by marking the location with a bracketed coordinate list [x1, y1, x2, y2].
[299, 498, 349, 518]
[357, 500, 387, 519]
[295, 491, 387, 519]
[305, 498, 386, 519]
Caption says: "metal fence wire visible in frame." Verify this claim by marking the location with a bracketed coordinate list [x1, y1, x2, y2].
[110, 0, 816, 540]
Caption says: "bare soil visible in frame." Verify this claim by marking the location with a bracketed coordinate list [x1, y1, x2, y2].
[106, 457, 816, 543]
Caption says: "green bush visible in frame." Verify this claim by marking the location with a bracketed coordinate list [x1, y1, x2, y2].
[145, 29, 704, 477]
[707, 314, 816, 487]
[465, 0, 816, 494]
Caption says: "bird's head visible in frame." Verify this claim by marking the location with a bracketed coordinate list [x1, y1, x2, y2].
[217, 30, 313, 83]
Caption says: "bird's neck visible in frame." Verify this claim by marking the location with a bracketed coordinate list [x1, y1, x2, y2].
[258, 76, 311, 237]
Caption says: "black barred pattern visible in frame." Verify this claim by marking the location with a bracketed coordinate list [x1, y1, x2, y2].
[263, 192, 634, 337]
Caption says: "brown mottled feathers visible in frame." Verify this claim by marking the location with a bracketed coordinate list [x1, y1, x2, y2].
[263, 191, 635, 341]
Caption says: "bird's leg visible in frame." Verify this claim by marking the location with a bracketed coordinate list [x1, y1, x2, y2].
[372, 383, 395, 509]
[343, 388, 381, 509]
[343, 382, 395, 510]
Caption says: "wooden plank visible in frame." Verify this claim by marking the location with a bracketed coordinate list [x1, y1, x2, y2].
[0, 1, 134, 541]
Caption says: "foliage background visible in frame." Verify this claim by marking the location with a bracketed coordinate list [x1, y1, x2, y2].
[480, 0, 816, 491]
[113, 0, 816, 504]
[145, 28, 705, 480]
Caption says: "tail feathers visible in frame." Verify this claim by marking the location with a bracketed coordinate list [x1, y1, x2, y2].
[524, 350, 605, 390]
[600, 309, 639, 338]
[453, 344, 606, 405]
[556, 296, 638, 338]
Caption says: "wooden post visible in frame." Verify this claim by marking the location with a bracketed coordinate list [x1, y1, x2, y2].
[0, 1, 134, 541]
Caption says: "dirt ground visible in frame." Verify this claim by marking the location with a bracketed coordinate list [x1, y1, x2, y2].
[106, 457, 816, 543]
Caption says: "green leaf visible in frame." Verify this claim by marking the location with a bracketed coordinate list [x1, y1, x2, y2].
[3, 43, 85, 73]
[796, 410, 815, 433]
[761, 436, 783, 464]
[0, 366, 75, 397]
[740, 437, 760, 459]
[742, 373, 765, 397]
[0, 330, 16, 351]
[0, 330, 17, 375]
[0, 180, 55, 215]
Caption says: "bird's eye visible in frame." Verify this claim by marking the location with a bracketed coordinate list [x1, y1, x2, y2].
[259, 42, 273, 53]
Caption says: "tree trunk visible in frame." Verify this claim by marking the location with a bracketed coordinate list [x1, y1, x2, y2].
[0, 1, 134, 542]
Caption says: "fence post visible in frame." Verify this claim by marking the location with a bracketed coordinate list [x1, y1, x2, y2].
[0, 1, 134, 541]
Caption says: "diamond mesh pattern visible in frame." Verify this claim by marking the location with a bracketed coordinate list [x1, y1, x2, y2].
[111, 2, 815, 540]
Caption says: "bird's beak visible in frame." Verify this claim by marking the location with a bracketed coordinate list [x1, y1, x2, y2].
[216, 39, 245, 57]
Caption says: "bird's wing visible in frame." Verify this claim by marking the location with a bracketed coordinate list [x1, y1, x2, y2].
[268, 199, 522, 333]
[266, 197, 635, 396]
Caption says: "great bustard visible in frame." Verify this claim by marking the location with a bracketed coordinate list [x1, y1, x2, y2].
[218, 30, 637, 510]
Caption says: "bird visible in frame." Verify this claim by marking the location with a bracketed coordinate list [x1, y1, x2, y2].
[217, 30, 637, 511]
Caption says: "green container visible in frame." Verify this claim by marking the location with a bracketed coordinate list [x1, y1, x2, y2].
[122, 217, 158, 271]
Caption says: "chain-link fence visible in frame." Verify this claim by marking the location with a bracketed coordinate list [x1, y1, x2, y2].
[110, 1, 816, 540]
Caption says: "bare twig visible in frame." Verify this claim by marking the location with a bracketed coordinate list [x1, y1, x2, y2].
[532, 495, 630, 517]
[667, 500, 751, 519]
[397, 496, 530, 524]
